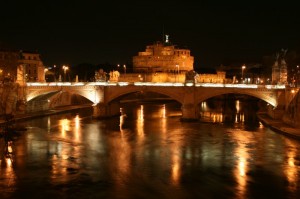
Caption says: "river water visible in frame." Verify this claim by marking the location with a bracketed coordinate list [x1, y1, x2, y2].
[0, 99, 300, 199]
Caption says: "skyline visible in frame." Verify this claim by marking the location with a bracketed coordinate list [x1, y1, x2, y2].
[1, 2, 300, 69]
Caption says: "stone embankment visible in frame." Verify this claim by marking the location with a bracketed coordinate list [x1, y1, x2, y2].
[0, 104, 93, 125]
[257, 112, 300, 140]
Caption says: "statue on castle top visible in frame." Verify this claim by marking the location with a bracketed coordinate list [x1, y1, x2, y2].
[280, 48, 287, 58]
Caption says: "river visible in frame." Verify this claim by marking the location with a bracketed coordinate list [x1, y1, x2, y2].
[0, 99, 300, 199]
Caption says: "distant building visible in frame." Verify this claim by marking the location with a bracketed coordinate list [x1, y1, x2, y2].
[197, 71, 227, 83]
[272, 50, 288, 85]
[0, 49, 45, 83]
[132, 35, 194, 73]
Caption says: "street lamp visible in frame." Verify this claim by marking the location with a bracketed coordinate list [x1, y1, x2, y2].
[241, 65, 246, 83]
[123, 64, 126, 75]
[53, 65, 57, 82]
[62, 65, 69, 82]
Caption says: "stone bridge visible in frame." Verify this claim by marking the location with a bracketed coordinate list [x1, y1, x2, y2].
[25, 82, 298, 120]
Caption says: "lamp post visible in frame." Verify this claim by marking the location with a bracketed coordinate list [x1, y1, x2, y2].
[53, 65, 57, 82]
[62, 65, 69, 82]
[241, 65, 246, 83]
[123, 64, 126, 75]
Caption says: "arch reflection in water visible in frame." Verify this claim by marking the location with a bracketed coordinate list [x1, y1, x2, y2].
[199, 98, 252, 123]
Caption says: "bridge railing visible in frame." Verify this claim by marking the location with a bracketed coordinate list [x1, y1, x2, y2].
[26, 82, 286, 89]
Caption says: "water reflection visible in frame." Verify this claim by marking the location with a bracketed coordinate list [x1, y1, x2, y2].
[284, 139, 299, 193]
[0, 139, 17, 194]
[232, 132, 250, 198]
[0, 102, 299, 198]
[171, 143, 181, 186]
[200, 97, 256, 124]
[74, 114, 81, 142]
[137, 105, 144, 139]
[59, 118, 70, 138]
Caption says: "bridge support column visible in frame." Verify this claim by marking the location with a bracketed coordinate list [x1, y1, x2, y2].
[181, 103, 199, 121]
[92, 101, 121, 119]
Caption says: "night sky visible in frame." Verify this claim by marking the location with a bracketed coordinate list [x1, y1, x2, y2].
[1, 1, 299, 69]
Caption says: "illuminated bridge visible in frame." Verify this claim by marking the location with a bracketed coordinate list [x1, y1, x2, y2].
[25, 82, 298, 120]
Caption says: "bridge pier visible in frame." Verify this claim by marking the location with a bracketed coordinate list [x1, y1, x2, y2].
[92, 101, 121, 119]
[181, 103, 199, 122]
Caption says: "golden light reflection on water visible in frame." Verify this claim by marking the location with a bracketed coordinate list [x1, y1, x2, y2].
[158, 104, 167, 140]
[169, 128, 182, 186]
[120, 108, 125, 132]
[232, 134, 250, 198]
[137, 105, 144, 139]
[47, 117, 51, 133]
[235, 113, 245, 123]
[171, 151, 181, 186]
[283, 139, 299, 192]
[236, 100, 240, 112]
[0, 141, 17, 189]
[74, 114, 81, 142]
[161, 104, 166, 118]
[213, 113, 223, 123]
[200, 99, 247, 123]
[59, 118, 70, 138]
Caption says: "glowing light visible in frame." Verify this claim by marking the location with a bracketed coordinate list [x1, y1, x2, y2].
[201, 102, 207, 110]
[185, 82, 194, 86]
[74, 115, 80, 141]
[118, 82, 129, 86]
[137, 105, 144, 139]
[239, 159, 246, 176]
[60, 118, 70, 138]
[161, 104, 166, 118]
[119, 108, 125, 132]
[26, 82, 286, 89]
[283, 139, 298, 192]
[236, 100, 240, 112]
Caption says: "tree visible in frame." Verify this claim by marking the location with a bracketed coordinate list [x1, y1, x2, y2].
[0, 81, 18, 118]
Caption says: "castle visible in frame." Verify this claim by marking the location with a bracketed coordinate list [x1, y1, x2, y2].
[132, 35, 194, 73]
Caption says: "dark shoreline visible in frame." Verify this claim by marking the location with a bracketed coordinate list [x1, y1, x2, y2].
[257, 112, 300, 140]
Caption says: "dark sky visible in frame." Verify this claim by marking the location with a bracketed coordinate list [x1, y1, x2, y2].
[1, 1, 300, 69]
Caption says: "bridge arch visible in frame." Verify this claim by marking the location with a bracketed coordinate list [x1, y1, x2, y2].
[27, 86, 102, 104]
[104, 86, 185, 104]
[195, 88, 278, 107]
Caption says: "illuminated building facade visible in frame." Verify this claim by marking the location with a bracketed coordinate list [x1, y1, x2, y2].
[0, 50, 45, 82]
[132, 35, 194, 73]
[272, 50, 288, 85]
[197, 71, 227, 83]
